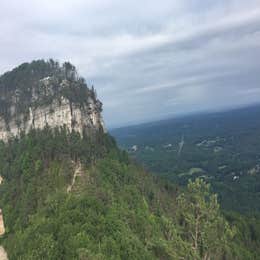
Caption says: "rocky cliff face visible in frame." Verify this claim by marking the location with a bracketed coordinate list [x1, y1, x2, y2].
[0, 60, 106, 142]
[0, 176, 5, 237]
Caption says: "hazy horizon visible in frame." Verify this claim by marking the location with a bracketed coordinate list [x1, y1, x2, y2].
[109, 101, 260, 129]
[1, 0, 260, 127]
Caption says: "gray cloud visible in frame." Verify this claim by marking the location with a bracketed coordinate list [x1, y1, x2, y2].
[1, 0, 260, 127]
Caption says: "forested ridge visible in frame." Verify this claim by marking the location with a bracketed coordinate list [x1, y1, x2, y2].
[0, 128, 259, 259]
[0, 60, 259, 259]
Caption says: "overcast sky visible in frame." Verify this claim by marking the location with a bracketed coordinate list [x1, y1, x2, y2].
[1, 0, 260, 127]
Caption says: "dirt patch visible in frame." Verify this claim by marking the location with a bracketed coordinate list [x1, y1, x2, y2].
[0, 176, 8, 260]
[0, 246, 8, 260]
[0, 210, 5, 236]
[67, 162, 83, 193]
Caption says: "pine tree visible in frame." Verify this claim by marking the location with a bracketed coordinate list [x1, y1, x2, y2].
[176, 178, 234, 259]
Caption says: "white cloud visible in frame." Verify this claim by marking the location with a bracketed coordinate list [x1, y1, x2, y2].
[0, 0, 260, 127]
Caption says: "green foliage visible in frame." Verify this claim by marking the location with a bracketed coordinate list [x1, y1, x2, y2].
[0, 129, 258, 259]
[224, 211, 260, 259]
[112, 106, 260, 214]
[176, 179, 233, 259]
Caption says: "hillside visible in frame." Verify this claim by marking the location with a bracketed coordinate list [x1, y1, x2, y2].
[111, 106, 260, 213]
[0, 60, 259, 259]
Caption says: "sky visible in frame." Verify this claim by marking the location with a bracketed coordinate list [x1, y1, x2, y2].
[1, 0, 260, 128]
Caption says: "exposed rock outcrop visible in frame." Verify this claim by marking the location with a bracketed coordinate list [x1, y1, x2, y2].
[0, 176, 7, 260]
[67, 162, 84, 193]
[0, 60, 106, 142]
[0, 176, 5, 237]
[0, 246, 8, 260]
[0, 209, 5, 237]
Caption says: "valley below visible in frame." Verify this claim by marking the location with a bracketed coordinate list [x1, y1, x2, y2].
[111, 105, 260, 214]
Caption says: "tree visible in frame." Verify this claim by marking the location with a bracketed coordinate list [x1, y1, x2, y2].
[176, 178, 233, 259]
[63, 62, 77, 80]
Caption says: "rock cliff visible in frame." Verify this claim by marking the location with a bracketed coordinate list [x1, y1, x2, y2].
[0, 208, 4, 237]
[0, 176, 5, 237]
[0, 60, 106, 142]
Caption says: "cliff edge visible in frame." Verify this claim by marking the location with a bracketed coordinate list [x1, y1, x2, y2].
[0, 60, 105, 141]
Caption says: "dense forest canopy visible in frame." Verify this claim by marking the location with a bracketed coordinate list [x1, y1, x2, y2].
[0, 128, 259, 259]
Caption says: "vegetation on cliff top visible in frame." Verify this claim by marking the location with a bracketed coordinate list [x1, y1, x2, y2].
[0, 60, 99, 123]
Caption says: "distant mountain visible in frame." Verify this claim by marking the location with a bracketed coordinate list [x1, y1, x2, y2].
[0, 60, 259, 259]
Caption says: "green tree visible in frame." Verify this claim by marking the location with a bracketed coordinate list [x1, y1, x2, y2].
[177, 178, 233, 259]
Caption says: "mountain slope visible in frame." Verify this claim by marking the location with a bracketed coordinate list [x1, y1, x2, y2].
[0, 129, 236, 260]
[0, 60, 259, 259]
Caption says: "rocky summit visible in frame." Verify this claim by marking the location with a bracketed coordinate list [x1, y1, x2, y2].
[0, 60, 105, 142]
